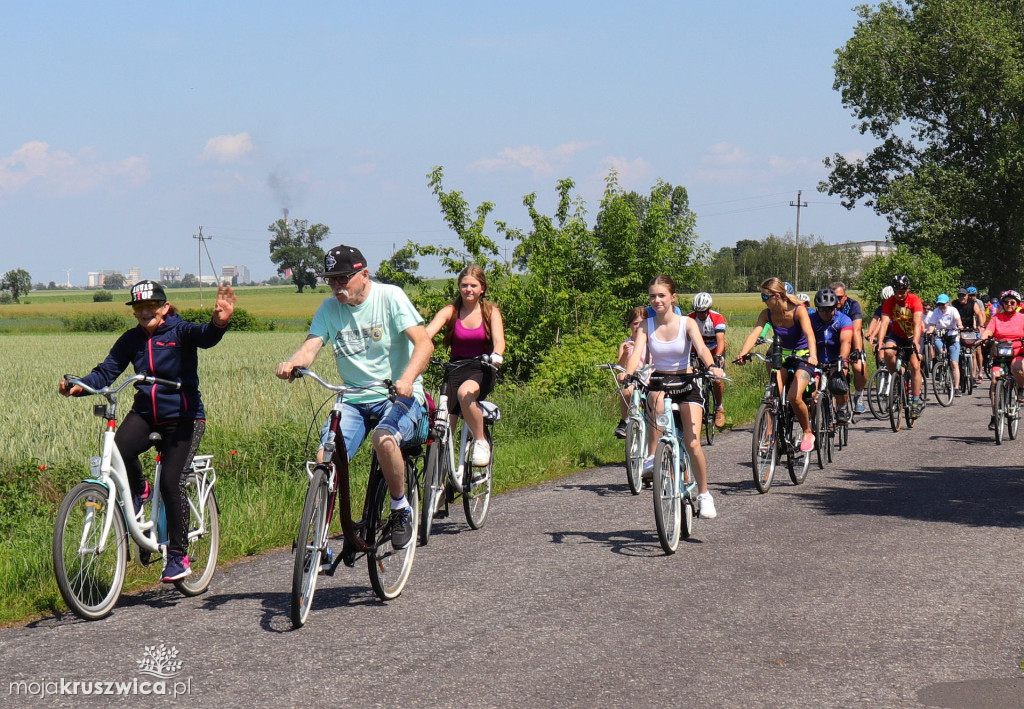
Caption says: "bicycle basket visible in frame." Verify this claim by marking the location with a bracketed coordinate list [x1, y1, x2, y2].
[408, 396, 434, 445]
[960, 331, 981, 346]
[478, 400, 501, 423]
[995, 342, 1015, 359]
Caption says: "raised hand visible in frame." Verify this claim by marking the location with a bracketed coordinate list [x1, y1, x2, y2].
[212, 284, 236, 326]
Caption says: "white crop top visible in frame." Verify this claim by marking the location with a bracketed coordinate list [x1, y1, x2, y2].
[646, 315, 693, 371]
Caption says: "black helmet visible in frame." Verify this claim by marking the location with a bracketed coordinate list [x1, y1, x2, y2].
[814, 288, 838, 308]
[827, 371, 850, 396]
[891, 274, 911, 290]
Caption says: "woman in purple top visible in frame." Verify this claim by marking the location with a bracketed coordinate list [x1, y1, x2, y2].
[426, 265, 506, 466]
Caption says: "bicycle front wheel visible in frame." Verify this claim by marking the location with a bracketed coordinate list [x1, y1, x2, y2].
[932, 361, 954, 407]
[367, 471, 418, 601]
[789, 414, 811, 485]
[962, 355, 975, 394]
[812, 399, 826, 470]
[751, 404, 777, 494]
[291, 467, 330, 628]
[624, 418, 644, 495]
[889, 373, 903, 432]
[464, 428, 493, 529]
[53, 481, 128, 620]
[174, 472, 220, 596]
[651, 440, 681, 554]
[994, 379, 1007, 444]
[419, 438, 444, 546]
[703, 390, 716, 446]
[868, 369, 890, 420]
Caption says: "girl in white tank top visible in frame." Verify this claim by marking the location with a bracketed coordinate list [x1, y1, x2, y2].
[624, 276, 726, 520]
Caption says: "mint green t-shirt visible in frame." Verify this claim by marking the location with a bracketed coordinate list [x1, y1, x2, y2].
[309, 282, 425, 404]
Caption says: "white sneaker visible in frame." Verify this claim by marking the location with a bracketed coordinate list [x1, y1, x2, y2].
[641, 456, 654, 483]
[697, 492, 717, 519]
[471, 440, 491, 467]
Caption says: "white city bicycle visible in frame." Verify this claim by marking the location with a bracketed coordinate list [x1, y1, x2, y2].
[53, 374, 219, 620]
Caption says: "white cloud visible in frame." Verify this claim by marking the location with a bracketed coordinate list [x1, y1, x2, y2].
[199, 133, 254, 164]
[703, 142, 753, 166]
[0, 141, 149, 196]
[469, 141, 595, 176]
[598, 156, 654, 189]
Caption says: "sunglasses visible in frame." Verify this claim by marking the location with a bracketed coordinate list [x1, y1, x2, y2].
[761, 293, 779, 302]
[817, 307, 835, 313]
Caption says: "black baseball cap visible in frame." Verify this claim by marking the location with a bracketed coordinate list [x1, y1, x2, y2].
[320, 245, 367, 277]
[125, 280, 167, 305]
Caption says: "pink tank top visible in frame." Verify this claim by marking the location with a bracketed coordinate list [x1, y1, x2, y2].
[451, 318, 489, 358]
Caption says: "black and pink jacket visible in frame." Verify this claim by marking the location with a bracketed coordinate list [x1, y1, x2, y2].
[80, 313, 227, 423]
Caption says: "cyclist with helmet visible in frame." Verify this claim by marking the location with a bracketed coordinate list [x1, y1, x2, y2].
[830, 281, 868, 414]
[688, 292, 728, 427]
[980, 290, 1024, 429]
[733, 277, 819, 453]
[953, 288, 987, 387]
[797, 293, 810, 308]
[925, 293, 964, 397]
[784, 282, 795, 296]
[879, 275, 925, 418]
[809, 288, 855, 420]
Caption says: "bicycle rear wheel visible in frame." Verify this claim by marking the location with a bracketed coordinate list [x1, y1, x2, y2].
[751, 404, 777, 494]
[931, 361, 954, 407]
[1009, 386, 1020, 440]
[651, 440, 681, 554]
[174, 472, 220, 596]
[53, 481, 128, 621]
[367, 467, 418, 601]
[419, 438, 445, 546]
[291, 467, 330, 628]
[463, 428, 493, 529]
[963, 355, 975, 394]
[888, 373, 903, 432]
[624, 418, 644, 495]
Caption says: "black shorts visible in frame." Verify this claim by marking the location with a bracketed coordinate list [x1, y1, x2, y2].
[647, 372, 706, 409]
[445, 358, 494, 417]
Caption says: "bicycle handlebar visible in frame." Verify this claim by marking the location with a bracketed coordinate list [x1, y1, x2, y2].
[430, 354, 499, 372]
[290, 367, 397, 399]
[63, 373, 181, 398]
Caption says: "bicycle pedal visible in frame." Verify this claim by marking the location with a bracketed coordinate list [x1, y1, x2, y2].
[435, 509, 449, 519]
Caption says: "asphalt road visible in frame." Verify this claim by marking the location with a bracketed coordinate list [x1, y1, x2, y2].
[3, 384, 1024, 708]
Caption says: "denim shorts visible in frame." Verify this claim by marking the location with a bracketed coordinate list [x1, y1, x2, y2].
[932, 336, 961, 364]
[320, 396, 423, 460]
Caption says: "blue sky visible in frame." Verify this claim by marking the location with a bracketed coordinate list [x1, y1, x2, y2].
[1, 1, 887, 286]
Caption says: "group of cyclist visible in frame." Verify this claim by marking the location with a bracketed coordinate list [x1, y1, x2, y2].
[64, 244, 507, 581]
[62, 251, 1024, 580]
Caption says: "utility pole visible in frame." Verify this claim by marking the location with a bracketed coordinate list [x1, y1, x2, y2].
[193, 227, 216, 307]
[790, 190, 808, 293]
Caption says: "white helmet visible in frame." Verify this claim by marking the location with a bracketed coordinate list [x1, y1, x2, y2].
[797, 292, 810, 303]
[881, 285, 895, 300]
[692, 292, 713, 311]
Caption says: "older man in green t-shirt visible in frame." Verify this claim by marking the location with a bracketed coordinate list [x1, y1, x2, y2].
[276, 244, 433, 549]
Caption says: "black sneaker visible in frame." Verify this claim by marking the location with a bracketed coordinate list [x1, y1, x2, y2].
[613, 420, 627, 439]
[390, 507, 414, 550]
[836, 407, 851, 423]
[989, 416, 997, 431]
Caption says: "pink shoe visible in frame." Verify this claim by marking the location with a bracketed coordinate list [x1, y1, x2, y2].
[799, 433, 815, 452]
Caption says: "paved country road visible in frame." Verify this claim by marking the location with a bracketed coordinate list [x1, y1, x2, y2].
[3, 386, 1024, 708]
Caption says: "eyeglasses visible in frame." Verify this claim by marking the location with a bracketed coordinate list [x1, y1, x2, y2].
[326, 272, 359, 285]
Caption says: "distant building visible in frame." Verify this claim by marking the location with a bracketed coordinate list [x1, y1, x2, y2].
[221, 265, 250, 285]
[199, 275, 219, 286]
[127, 267, 141, 283]
[841, 240, 896, 258]
[87, 270, 122, 288]
[159, 267, 181, 283]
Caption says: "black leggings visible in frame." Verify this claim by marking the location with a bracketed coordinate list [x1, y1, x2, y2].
[114, 413, 205, 555]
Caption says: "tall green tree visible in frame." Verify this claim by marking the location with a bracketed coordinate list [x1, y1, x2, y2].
[858, 245, 962, 313]
[821, 0, 1024, 289]
[376, 242, 422, 290]
[268, 218, 330, 293]
[104, 272, 126, 290]
[1, 269, 32, 302]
